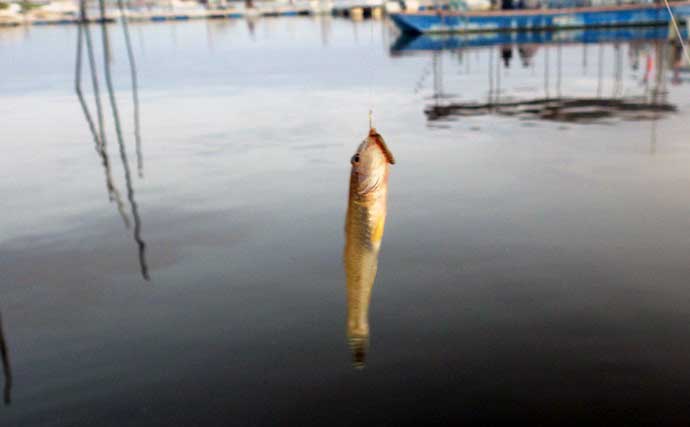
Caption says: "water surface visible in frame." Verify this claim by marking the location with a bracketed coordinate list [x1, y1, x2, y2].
[2, 17, 690, 425]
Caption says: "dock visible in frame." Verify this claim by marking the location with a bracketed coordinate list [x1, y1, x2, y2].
[0, 0, 394, 26]
[331, 0, 384, 19]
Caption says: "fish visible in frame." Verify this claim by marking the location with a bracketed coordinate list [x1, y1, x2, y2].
[344, 127, 395, 369]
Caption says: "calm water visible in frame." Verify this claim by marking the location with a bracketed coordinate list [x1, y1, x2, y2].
[3, 17, 690, 425]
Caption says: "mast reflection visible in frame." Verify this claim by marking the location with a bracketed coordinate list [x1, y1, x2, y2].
[98, 0, 149, 280]
[75, 0, 150, 280]
[75, 3, 130, 228]
[116, 0, 144, 178]
[0, 310, 11, 405]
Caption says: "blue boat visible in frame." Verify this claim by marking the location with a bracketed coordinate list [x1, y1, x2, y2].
[390, 1, 690, 34]
[391, 26, 687, 52]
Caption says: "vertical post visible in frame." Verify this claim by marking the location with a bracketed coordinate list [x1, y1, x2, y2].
[488, 46, 494, 106]
[544, 45, 550, 99]
[597, 43, 603, 98]
[557, 42, 562, 99]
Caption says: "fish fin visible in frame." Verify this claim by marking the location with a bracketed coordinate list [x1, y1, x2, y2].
[369, 128, 395, 165]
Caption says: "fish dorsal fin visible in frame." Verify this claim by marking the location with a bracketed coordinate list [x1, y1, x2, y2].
[368, 128, 395, 165]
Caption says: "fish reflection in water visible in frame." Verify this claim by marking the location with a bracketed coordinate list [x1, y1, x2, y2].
[344, 128, 395, 369]
[0, 310, 10, 405]
[74, 0, 150, 280]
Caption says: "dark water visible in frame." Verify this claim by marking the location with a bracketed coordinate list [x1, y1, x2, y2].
[3, 17, 690, 425]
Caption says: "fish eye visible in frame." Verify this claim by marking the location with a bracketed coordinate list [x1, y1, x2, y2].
[351, 154, 360, 163]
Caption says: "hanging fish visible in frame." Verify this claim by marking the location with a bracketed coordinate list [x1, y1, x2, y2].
[344, 127, 395, 369]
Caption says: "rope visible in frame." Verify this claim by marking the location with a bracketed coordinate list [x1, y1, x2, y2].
[663, 0, 690, 65]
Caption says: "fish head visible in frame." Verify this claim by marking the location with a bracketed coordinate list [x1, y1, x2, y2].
[350, 128, 395, 196]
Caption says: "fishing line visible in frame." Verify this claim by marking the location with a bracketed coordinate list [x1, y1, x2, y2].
[663, 0, 690, 65]
[368, 16, 375, 129]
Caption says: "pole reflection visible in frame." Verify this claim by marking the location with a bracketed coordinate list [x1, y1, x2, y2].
[116, 0, 144, 178]
[420, 39, 676, 124]
[75, 0, 150, 281]
[98, 0, 150, 281]
[0, 310, 10, 405]
[75, 5, 131, 228]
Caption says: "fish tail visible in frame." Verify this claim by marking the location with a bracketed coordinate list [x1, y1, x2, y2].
[348, 335, 369, 369]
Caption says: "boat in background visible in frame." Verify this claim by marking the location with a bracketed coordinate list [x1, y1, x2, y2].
[391, 25, 688, 52]
[390, 1, 690, 34]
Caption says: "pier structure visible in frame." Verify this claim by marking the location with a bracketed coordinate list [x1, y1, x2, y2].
[0, 0, 371, 25]
[331, 0, 384, 19]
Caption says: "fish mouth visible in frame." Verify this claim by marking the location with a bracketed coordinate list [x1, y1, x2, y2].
[369, 128, 395, 165]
